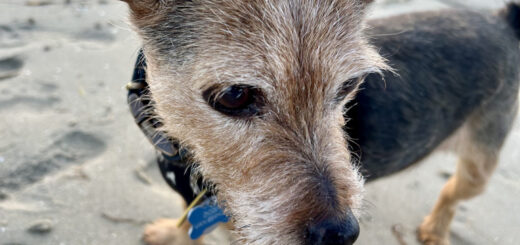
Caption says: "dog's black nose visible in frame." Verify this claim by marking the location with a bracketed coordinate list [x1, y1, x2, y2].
[305, 211, 360, 245]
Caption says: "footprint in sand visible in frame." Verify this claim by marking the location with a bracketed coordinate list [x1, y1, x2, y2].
[54, 131, 107, 158]
[0, 56, 24, 81]
[74, 23, 117, 44]
[0, 25, 26, 48]
[0, 131, 107, 191]
[0, 96, 60, 112]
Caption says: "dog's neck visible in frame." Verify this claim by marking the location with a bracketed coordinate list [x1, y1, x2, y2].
[127, 50, 208, 204]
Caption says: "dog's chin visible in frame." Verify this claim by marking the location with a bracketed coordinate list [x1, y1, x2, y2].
[233, 229, 300, 245]
[216, 178, 364, 245]
[214, 187, 300, 244]
[228, 215, 302, 245]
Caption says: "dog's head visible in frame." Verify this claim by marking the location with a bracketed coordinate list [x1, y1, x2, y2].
[123, 0, 386, 244]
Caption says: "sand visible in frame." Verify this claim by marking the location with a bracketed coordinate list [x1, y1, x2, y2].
[0, 0, 518, 245]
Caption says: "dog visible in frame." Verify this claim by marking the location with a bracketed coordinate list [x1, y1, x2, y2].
[121, 1, 520, 244]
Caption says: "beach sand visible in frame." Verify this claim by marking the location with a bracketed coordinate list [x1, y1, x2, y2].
[0, 0, 518, 244]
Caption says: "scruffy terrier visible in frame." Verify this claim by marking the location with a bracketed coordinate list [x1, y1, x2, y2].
[122, 1, 520, 245]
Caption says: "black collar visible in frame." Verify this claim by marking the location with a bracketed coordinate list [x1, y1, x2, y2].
[127, 50, 204, 204]
[127, 50, 180, 158]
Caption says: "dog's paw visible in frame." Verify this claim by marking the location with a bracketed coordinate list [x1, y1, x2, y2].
[417, 216, 450, 245]
[143, 219, 191, 245]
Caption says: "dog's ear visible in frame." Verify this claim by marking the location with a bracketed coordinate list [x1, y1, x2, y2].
[120, 0, 164, 19]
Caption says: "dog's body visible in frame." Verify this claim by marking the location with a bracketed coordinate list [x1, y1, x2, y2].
[122, 1, 520, 244]
[351, 9, 519, 180]
[351, 10, 520, 244]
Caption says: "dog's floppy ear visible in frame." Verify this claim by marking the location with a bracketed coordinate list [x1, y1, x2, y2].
[120, 0, 164, 19]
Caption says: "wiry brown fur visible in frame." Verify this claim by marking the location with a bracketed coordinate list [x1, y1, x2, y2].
[124, 0, 385, 244]
[121, 1, 520, 245]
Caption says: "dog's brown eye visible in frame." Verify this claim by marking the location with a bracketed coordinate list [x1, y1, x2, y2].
[218, 86, 251, 109]
[203, 85, 263, 117]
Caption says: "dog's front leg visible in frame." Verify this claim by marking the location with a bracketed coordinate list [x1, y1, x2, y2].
[143, 202, 204, 245]
[418, 146, 499, 245]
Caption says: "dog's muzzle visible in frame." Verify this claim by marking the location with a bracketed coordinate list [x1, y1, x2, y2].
[305, 209, 360, 245]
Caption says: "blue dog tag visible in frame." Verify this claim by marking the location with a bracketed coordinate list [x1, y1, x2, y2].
[188, 198, 229, 240]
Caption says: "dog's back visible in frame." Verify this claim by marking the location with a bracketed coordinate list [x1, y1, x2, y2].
[348, 5, 520, 179]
